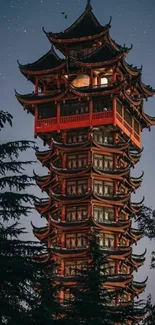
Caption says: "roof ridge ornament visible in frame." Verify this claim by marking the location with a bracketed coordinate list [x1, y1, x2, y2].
[86, 0, 92, 10]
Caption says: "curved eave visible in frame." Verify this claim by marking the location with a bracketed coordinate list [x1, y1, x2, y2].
[36, 149, 56, 165]
[44, 28, 110, 45]
[107, 33, 133, 53]
[133, 249, 147, 260]
[50, 164, 130, 179]
[131, 278, 147, 293]
[142, 111, 155, 126]
[15, 82, 123, 105]
[122, 88, 142, 106]
[50, 191, 130, 206]
[19, 60, 67, 77]
[102, 246, 131, 255]
[50, 218, 90, 230]
[126, 229, 144, 242]
[71, 81, 124, 98]
[43, 3, 111, 43]
[53, 247, 88, 258]
[139, 81, 155, 97]
[121, 57, 142, 77]
[53, 138, 130, 154]
[74, 52, 124, 68]
[15, 88, 68, 105]
[130, 171, 144, 184]
[125, 197, 144, 214]
[35, 199, 52, 215]
[32, 252, 51, 263]
[93, 218, 131, 233]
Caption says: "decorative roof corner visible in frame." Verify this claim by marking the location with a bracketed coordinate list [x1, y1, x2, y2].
[85, 0, 93, 11]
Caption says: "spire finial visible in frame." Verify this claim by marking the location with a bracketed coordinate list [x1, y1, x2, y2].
[86, 0, 92, 10]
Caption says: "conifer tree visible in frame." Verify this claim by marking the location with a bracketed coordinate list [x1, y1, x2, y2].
[0, 110, 67, 325]
[67, 232, 146, 325]
[0, 110, 41, 325]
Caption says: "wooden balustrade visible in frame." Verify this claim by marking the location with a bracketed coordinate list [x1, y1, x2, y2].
[35, 110, 141, 147]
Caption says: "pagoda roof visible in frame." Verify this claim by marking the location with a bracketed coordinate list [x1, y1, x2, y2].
[52, 138, 129, 154]
[15, 81, 124, 105]
[18, 46, 65, 76]
[74, 42, 124, 67]
[49, 163, 130, 179]
[43, 4, 111, 43]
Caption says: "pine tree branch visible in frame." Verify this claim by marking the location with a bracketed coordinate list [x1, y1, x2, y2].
[0, 140, 38, 159]
[0, 110, 12, 130]
[0, 160, 36, 175]
[0, 175, 35, 190]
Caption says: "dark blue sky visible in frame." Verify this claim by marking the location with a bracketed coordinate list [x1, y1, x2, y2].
[1, 0, 155, 299]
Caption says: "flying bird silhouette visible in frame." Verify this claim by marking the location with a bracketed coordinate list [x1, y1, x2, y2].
[60, 11, 68, 18]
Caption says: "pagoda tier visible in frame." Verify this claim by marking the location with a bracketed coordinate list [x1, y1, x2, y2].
[16, 44, 155, 148]
[16, 1, 155, 322]
[31, 127, 146, 301]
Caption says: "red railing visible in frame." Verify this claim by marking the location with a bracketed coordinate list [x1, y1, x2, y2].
[60, 113, 89, 124]
[35, 110, 140, 147]
[116, 112, 140, 147]
[92, 111, 113, 120]
[36, 110, 113, 131]
[37, 117, 57, 126]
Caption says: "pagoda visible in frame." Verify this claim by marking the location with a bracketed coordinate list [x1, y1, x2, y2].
[16, 1, 155, 323]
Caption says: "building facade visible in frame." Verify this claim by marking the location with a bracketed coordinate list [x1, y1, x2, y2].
[16, 1, 155, 322]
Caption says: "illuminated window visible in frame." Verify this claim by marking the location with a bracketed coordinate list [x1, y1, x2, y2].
[100, 77, 108, 85]
[67, 153, 88, 169]
[66, 206, 87, 222]
[65, 233, 87, 249]
[120, 264, 128, 274]
[94, 154, 113, 170]
[93, 131, 113, 144]
[66, 180, 87, 195]
[93, 180, 113, 196]
[72, 74, 90, 88]
[99, 234, 115, 248]
[65, 260, 87, 276]
[67, 131, 88, 144]
[119, 238, 126, 247]
[94, 206, 114, 223]
[102, 262, 116, 275]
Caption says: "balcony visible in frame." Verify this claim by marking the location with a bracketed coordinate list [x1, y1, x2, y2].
[116, 112, 141, 148]
[35, 110, 113, 133]
[35, 110, 141, 148]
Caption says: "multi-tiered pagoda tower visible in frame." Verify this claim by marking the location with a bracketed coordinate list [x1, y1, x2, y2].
[16, 1, 155, 323]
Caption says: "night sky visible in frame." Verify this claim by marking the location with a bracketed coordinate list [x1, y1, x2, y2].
[1, 0, 155, 300]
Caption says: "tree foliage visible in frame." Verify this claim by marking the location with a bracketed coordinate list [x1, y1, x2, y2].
[0, 110, 40, 325]
[66, 233, 144, 325]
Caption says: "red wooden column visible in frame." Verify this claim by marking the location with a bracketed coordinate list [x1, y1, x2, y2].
[61, 206, 65, 222]
[89, 99, 93, 126]
[61, 233, 65, 249]
[57, 74, 61, 89]
[60, 259, 65, 276]
[57, 102, 60, 130]
[35, 77, 39, 94]
[47, 215, 51, 249]
[34, 105, 38, 138]
[89, 69, 93, 87]
[113, 97, 116, 126]
[62, 131, 67, 143]
[112, 69, 116, 83]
